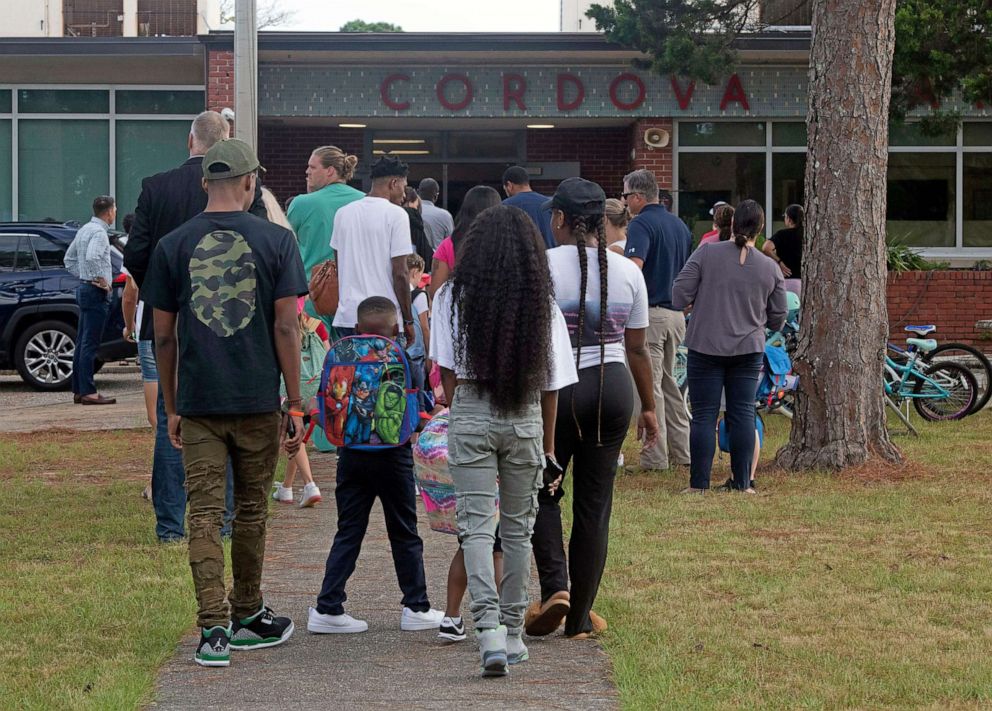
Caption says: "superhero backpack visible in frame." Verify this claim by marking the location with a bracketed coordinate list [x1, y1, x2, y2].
[318, 334, 419, 450]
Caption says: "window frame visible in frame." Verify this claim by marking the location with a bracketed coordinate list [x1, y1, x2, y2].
[0, 233, 40, 272]
[0, 84, 203, 226]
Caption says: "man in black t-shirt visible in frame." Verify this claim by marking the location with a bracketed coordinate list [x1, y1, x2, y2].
[143, 139, 309, 669]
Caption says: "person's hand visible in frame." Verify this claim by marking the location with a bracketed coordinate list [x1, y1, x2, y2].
[123, 325, 136, 343]
[281, 413, 305, 457]
[167, 414, 183, 450]
[779, 262, 792, 278]
[404, 321, 415, 345]
[93, 277, 111, 292]
[638, 409, 661, 451]
[543, 452, 564, 496]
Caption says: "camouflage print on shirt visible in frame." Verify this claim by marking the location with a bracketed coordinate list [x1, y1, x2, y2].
[189, 230, 257, 338]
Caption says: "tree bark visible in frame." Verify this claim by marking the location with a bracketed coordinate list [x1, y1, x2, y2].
[777, 0, 902, 470]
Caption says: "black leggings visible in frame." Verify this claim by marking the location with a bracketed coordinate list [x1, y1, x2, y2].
[531, 362, 634, 636]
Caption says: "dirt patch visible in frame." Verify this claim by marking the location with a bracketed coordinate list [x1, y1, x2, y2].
[835, 457, 936, 484]
[1, 429, 154, 484]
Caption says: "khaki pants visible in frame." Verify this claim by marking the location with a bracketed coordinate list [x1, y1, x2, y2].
[182, 412, 281, 628]
[641, 307, 691, 469]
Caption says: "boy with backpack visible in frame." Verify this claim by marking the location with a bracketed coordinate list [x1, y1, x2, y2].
[307, 296, 443, 634]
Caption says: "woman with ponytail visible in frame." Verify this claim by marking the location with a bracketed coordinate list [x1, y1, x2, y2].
[672, 199, 787, 494]
[527, 178, 660, 640]
[763, 203, 804, 295]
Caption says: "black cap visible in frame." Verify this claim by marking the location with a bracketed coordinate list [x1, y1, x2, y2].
[370, 155, 409, 179]
[542, 177, 606, 217]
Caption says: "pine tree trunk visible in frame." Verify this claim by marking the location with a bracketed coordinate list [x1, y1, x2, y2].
[776, 0, 902, 470]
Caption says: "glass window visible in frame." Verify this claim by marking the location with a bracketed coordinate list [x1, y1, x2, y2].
[680, 122, 766, 147]
[773, 122, 807, 146]
[116, 90, 204, 115]
[18, 120, 110, 223]
[964, 123, 992, 147]
[0, 90, 10, 114]
[30, 234, 67, 269]
[771, 153, 806, 235]
[446, 131, 521, 160]
[963, 153, 992, 248]
[677, 152, 766, 241]
[0, 120, 11, 221]
[371, 132, 441, 160]
[889, 122, 955, 147]
[18, 89, 109, 114]
[0, 235, 36, 272]
[115, 120, 192, 226]
[886, 153, 955, 248]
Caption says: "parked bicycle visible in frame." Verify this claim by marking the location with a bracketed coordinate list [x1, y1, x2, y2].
[888, 332, 990, 416]
[885, 326, 978, 422]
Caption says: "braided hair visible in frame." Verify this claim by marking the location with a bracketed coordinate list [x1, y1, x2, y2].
[565, 212, 609, 445]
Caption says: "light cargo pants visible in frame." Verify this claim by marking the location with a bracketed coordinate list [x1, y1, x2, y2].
[447, 386, 544, 635]
[640, 307, 691, 470]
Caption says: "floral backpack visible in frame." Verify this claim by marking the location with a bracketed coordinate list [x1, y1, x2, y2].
[318, 334, 419, 450]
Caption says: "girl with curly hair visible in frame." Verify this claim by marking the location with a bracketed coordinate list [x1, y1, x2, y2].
[525, 178, 660, 640]
[430, 204, 577, 676]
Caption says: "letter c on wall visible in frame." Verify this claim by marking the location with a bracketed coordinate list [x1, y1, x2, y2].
[381, 74, 411, 111]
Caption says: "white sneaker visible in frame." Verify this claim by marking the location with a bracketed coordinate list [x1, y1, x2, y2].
[299, 482, 322, 508]
[306, 607, 368, 634]
[401, 607, 445, 631]
[272, 484, 293, 504]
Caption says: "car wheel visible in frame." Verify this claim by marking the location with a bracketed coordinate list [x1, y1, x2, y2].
[14, 320, 77, 391]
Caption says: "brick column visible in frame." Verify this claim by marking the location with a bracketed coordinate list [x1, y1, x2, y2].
[208, 49, 234, 113]
[630, 118, 674, 191]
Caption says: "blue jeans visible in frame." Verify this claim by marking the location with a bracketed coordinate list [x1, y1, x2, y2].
[687, 350, 763, 491]
[71, 283, 109, 396]
[137, 340, 158, 382]
[152, 389, 235, 541]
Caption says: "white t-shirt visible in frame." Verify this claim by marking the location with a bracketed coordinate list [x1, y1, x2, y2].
[330, 196, 413, 328]
[547, 245, 649, 370]
[429, 283, 578, 392]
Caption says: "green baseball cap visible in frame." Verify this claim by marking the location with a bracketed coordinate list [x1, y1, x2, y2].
[202, 138, 264, 180]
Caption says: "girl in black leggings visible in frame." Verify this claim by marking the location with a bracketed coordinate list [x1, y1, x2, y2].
[528, 178, 660, 639]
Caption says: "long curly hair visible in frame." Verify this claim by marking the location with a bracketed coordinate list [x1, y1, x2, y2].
[563, 211, 609, 444]
[450, 205, 553, 414]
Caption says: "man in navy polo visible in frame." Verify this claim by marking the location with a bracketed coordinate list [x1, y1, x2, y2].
[623, 169, 691, 471]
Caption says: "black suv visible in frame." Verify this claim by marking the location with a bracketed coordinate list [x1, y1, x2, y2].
[0, 222, 136, 390]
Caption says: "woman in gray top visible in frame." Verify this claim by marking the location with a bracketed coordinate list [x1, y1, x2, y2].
[672, 200, 787, 493]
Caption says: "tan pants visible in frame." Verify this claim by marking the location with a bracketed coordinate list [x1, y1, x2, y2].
[640, 307, 691, 469]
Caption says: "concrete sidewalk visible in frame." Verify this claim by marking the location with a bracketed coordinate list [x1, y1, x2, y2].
[151, 451, 618, 710]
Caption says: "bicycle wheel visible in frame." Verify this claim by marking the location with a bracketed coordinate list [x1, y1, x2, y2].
[674, 346, 688, 390]
[923, 343, 991, 414]
[912, 362, 978, 421]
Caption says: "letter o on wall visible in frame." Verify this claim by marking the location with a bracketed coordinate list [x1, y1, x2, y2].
[609, 72, 646, 111]
[436, 74, 474, 111]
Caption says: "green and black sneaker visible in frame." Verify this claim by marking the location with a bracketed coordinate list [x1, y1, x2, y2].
[194, 625, 231, 667]
[230, 605, 295, 650]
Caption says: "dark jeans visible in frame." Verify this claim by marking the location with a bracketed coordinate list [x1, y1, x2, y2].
[153, 389, 235, 541]
[71, 283, 109, 396]
[532, 362, 633, 637]
[315, 446, 430, 616]
[687, 350, 763, 490]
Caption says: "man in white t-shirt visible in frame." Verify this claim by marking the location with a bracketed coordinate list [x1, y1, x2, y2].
[331, 156, 415, 342]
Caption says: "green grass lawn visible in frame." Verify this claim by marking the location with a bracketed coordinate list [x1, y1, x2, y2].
[600, 410, 992, 710]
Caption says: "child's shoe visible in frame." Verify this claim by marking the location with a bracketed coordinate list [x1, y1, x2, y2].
[272, 483, 293, 504]
[299, 482, 322, 508]
[438, 616, 466, 642]
[477, 625, 508, 677]
[506, 631, 529, 665]
[400, 607, 444, 631]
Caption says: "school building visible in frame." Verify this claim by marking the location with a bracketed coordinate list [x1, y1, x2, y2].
[1, 29, 990, 341]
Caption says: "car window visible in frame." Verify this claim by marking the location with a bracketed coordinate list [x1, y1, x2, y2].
[0, 235, 37, 272]
[30, 234, 67, 269]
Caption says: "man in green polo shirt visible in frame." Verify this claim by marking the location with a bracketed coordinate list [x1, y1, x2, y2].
[287, 145, 364, 332]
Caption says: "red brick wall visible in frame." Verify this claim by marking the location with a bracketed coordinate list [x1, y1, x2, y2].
[207, 50, 233, 112]
[257, 125, 365, 206]
[887, 271, 992, 350]
[631, 118, 674, 192]
[526, 127, 632, 196]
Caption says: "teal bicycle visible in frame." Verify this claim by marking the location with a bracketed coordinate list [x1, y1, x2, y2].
[884, 326, 977, 422]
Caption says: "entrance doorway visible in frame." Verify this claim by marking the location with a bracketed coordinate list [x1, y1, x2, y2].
[405, 163, 509, 217]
